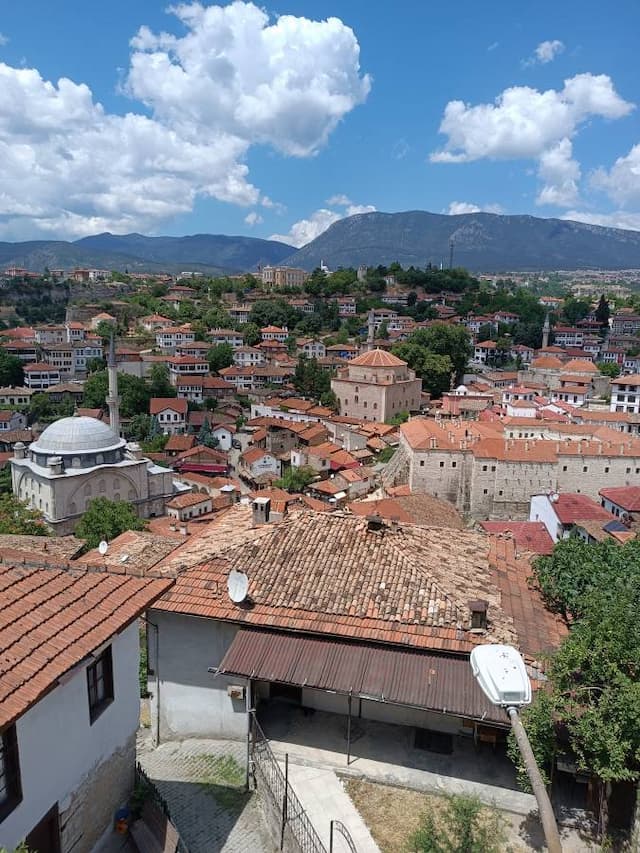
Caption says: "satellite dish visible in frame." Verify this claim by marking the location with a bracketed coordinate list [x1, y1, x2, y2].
[227, 570, 249, 604]
[120, 553, 130, 563]
[98, 540, 108, 556]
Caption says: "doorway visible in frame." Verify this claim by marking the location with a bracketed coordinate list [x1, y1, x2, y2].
[26, 804, 61, 853]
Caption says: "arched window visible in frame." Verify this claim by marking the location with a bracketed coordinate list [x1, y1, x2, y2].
[83, 483, 92, 497]
[96, 454, 104, 465]
[99, 479, 106, 493]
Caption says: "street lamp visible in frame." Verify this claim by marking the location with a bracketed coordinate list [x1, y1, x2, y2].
[470, 644, 563, 853]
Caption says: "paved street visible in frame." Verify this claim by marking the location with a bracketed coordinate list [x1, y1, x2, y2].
[137, 735, 276, 853]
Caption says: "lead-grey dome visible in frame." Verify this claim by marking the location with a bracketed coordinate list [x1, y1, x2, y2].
[31, 416, 125, 455]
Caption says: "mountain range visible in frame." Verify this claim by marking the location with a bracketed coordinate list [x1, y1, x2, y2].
[2, 211, 640, 274]
[284, 211, 640, 272]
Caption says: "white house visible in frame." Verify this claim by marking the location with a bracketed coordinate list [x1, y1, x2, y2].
[529, 492, 615, 542]
[149, 398, 188, 435]
[0, 558, 172, 853]
[610, 375, 640, 415]
[0, 411, 27, 432]
[239, 447, 281, 482]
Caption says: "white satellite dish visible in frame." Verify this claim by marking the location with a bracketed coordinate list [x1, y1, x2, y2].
[227, 570, 249, 604]
[98, 540, 108, 556]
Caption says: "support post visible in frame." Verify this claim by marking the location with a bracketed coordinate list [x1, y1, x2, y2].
[508, 707, 562, 853]
[245, 694, 253, 792]
[347, 693, 352, 766]
[280, 752, 288, 850]
[329, 819, 334, 853]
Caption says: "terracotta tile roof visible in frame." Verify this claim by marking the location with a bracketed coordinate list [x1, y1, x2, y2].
[154, 513, 564, 661]
[531, 356, 564, 369]
[0, 564, 173, 727]
[612, 374, 640, 386]
[165, 434, 196, 452]
[152, 504, 274, 575]
[167, 491, 212, 509]
[348, 348, 406, 367]
[479, 522, 554, 556]
[350, 495, 464, 528]
[0, 535, 84, 562]
[562, 358, 598, 374]
[175, 444, 227, 462]
[241, 447, 277, 465]
[150, 397, 188, 415]
[76, 530, 180, 573]
[552, 493, 614, 524]
[599, 486, 640, 511]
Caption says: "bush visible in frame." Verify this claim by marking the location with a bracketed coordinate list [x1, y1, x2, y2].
[408, 794, 506, 853]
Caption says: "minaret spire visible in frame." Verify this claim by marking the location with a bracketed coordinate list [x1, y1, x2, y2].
[367, 309, 375, 352]
[106, 332, 120, 436]
[542, 311, 550, 350]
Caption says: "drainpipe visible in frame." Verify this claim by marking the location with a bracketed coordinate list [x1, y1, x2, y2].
[141, 615, 160, 746]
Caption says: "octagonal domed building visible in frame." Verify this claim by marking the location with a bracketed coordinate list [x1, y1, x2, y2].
[11, 415, 177, 535]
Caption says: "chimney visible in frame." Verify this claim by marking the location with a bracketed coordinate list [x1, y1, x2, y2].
[253, 496, 271, 525]
[179, 524, 188, 536]
[366, 513, 386, 533]
[468, 599, 488, 631]
[429, 436, 437, 449]
[13, 441, 27, 460]
[48, 455, 64, 475]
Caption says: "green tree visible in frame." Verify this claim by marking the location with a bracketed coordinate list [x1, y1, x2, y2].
[75, 497, 146, 549]
[0, 494, 49, 535]
[28, 392, 53, 425]
[207, 343, 234, 373]
[378, 320, 389, 340]
[391, 342, 453, 398]
[148, 363, 176, 398]
[86, 357, 106, 374]
[595, 294, 610, 329]
[522, 538, 640, 837]
[561, 297, 591, 326]
[398, 324, 471, 381]
[83, 371, 151, 418]
[275, 465, 316, 493]
[127, 413, 152, 442]
[243, 323, 261, 346]
[94, 319, 116, 341]
[408, 794, 506, 853]
[0, 350, 24, 386]
[598, 362, 620, 378]
[292, 357, 332, 400]
[0, 466, 11, 494]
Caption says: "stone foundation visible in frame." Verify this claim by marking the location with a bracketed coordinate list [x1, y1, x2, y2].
[59, 733, 136, 853]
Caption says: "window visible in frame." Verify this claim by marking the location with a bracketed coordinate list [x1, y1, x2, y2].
[483, 489, 488, 495]
[604, 467, 609, 473]
[439, 461, 444, 468]
[420, 460, 425, 467]
[482, 465, 487, 472]
[583, 466, 588, 473]
[562, 465, 568, 472]
[491, 465, 496, 472]
[0, 725, 22, 819]
[87, 646, 114, 723]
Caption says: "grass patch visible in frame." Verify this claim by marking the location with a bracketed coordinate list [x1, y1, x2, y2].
[344, 779, 534, 853]
[197, 754, 247, 813]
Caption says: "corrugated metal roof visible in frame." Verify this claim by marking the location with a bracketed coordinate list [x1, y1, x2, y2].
[217, 628, 507, 726]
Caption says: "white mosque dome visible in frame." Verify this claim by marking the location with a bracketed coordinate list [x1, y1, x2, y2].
[31, 416, 125, 455]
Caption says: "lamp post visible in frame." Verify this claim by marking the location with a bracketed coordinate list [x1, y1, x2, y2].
[470, 644, 563, 853]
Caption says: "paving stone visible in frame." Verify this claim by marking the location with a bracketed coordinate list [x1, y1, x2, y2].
[137, 734, 276, 853]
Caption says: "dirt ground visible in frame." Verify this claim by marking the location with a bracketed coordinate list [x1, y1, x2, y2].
[344, 778, 601, 852]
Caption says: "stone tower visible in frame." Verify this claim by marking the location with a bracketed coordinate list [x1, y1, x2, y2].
[367, 309, 376, 351]
[106, 333, 121, 436]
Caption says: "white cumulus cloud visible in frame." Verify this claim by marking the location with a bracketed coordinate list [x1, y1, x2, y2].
[536, 138, 581, 206]
[431, 73, 633, 209]
[431, 74, 633, 164]
[270, 200, 376, 247]
[447, 201, 503, 215]
[0, 2, 370, 239]
[244, 212, 263, 226]
[126, 2, 371, 158]
[523, 39, 565, 67]
[562, 210, 640, 232]
[591, 143, 640, 206]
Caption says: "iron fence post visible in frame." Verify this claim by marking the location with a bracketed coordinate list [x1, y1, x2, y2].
[280, 752, 288, 850]
[329, 819, 334, 853]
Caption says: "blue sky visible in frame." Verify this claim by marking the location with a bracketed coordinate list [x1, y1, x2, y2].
[0, 0, 638, 244]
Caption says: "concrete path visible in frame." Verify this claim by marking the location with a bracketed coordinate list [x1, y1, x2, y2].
[284, 762, 380, 853]
[138, 735, 276, 853]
